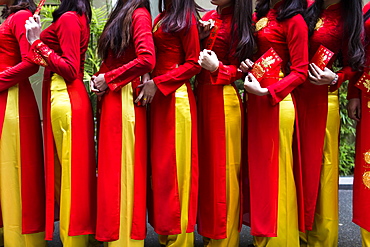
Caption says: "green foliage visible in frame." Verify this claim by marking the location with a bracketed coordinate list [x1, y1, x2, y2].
[339, 80, 356, 175]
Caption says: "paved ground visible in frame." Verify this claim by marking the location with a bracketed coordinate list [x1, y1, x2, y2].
[47, 189, 361, 247]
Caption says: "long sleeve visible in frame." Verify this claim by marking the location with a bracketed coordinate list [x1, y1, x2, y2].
[0, 10, 39, 91]
[267, 15, 309, 105]
[329, 44, 357, 91]
[347, 71, 362, 100]
[152, 16, 201, 96]
[104, 8, 156, 92]
[210, 57, 244, 86]
[28, 12, 83, 82]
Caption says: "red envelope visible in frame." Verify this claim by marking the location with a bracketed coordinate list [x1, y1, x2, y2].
[310, 45, 334, 70]
[251, 47, 282, 80]
[355, 71, 370, 94]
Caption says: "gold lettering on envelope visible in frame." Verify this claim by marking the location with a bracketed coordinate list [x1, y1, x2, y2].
[261, 56, 276, 69]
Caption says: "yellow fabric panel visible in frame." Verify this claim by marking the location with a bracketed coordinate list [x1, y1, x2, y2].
[204, 84, 241, 246]
[302, 92, 339, 247]
[105, 83, 143, 247]
[159, 84, 194, 247]
[50, 74, 90, 246]
[361, 228, 370, 247]
[0, 85, 46, 247]
[254, 94, 300, 246]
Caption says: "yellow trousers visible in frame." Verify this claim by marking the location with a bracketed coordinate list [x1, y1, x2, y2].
[51, 74, 92, 247]
[103, 83, 144, 247]
[203, 85, 241, 247]
[300, 92, 339, 247]
[158, 84, 194, 247]
[0, 85, 46, 247]
[254, 94, 300, 247]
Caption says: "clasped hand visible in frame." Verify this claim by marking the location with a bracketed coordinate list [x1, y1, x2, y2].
[25, 15, 41, 45]
[198, 49, 219, 72]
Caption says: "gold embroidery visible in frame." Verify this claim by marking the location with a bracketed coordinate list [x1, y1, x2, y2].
[368, 101, 370, 109]
[255, 17, 268, 32]
[314, 18, 324, 31]
[364, 152, 370, 164]
[362, 79, 370, 93]
[153, 20, 162, 33]
[363, 171, 370, 189]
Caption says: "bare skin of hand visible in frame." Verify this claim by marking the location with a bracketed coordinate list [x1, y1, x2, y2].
[90, 76, 105, 96]
[25, 15, 41, 45]
[198, 49, 219, 72]
[308, 63, 336, 85]
[244, 73, 269, 96]
[198, 19, 214, 40]
[135, 73, 157, 106]
[239, 59, 254, 73]
[93, 74, 108, 92]
[347, 98, 361, 122]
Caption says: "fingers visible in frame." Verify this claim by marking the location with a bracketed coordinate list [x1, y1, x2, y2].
[309, 64, 320, 79]
[135, 89, 144, 103]
[90, 80, 99, 92]
[34, 14, 41, 25]
[308, 71, 319, 85]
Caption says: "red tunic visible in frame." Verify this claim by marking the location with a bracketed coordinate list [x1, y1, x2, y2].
[27, 12, 97, 240]
[95, 7, 155, 241]
[148, 13, 200, 235]
[350, 2, 370, 232]
[196, 6, 244, 239]
[293, 2, 356, 230]
[0, 9, 45, 234]
[246, 6, 308, 236]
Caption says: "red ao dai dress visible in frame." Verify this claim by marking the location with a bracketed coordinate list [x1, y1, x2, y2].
[27, 11, 97, 246]
[95, 7, 155, 247]
[0, 9, 46, 247]
[246, 2, 308, 246]
[349, 2, 370, 246]
[148, 12, 201, 247]
[196, 6, 244, 247]
[294, 3, 358, 246]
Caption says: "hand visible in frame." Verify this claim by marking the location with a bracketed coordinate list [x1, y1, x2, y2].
[141, 73, 151, 84]
[239, 59, 254, 73]
[244, 73, 269, 96]
[198, 49, 219, 72]
[347, 98, 361, 122]
[135, 79, 157, 106]
[93, 74, 108, 92]
[308, 63, 337, 85]
[25, 15, 41, 45]
[198, 19, 214, 40]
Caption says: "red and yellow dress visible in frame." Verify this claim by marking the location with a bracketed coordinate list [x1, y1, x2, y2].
[0, 9, 46, 247]
[294, 3, 356, 246]
[246, 3, 308, 246]
[148, 13, 200, 247]
[27, 11, 97, 246]
[95, 7, 155, 247]
[350, 3, 370, 246]
[196, 6, 243, 247]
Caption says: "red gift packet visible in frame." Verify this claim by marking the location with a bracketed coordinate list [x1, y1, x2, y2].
[251, 47, 282, 80]
[310, 45, 334, 70]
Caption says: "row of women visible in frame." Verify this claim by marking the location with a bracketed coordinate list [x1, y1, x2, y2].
[1, 0, 370, 246]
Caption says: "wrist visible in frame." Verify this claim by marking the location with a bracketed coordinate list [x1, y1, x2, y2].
[329, 73, 338, 85]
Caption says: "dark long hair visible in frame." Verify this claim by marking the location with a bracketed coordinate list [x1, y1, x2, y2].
[232, 0, 255, 61]
[52, 0, 92, 23]
[158, 0, 203, 33]
[256, 0, 307, 21]
[305, 0, 364, 70]
[98, 0, 150, 59]
[1, 0, 36, 19]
